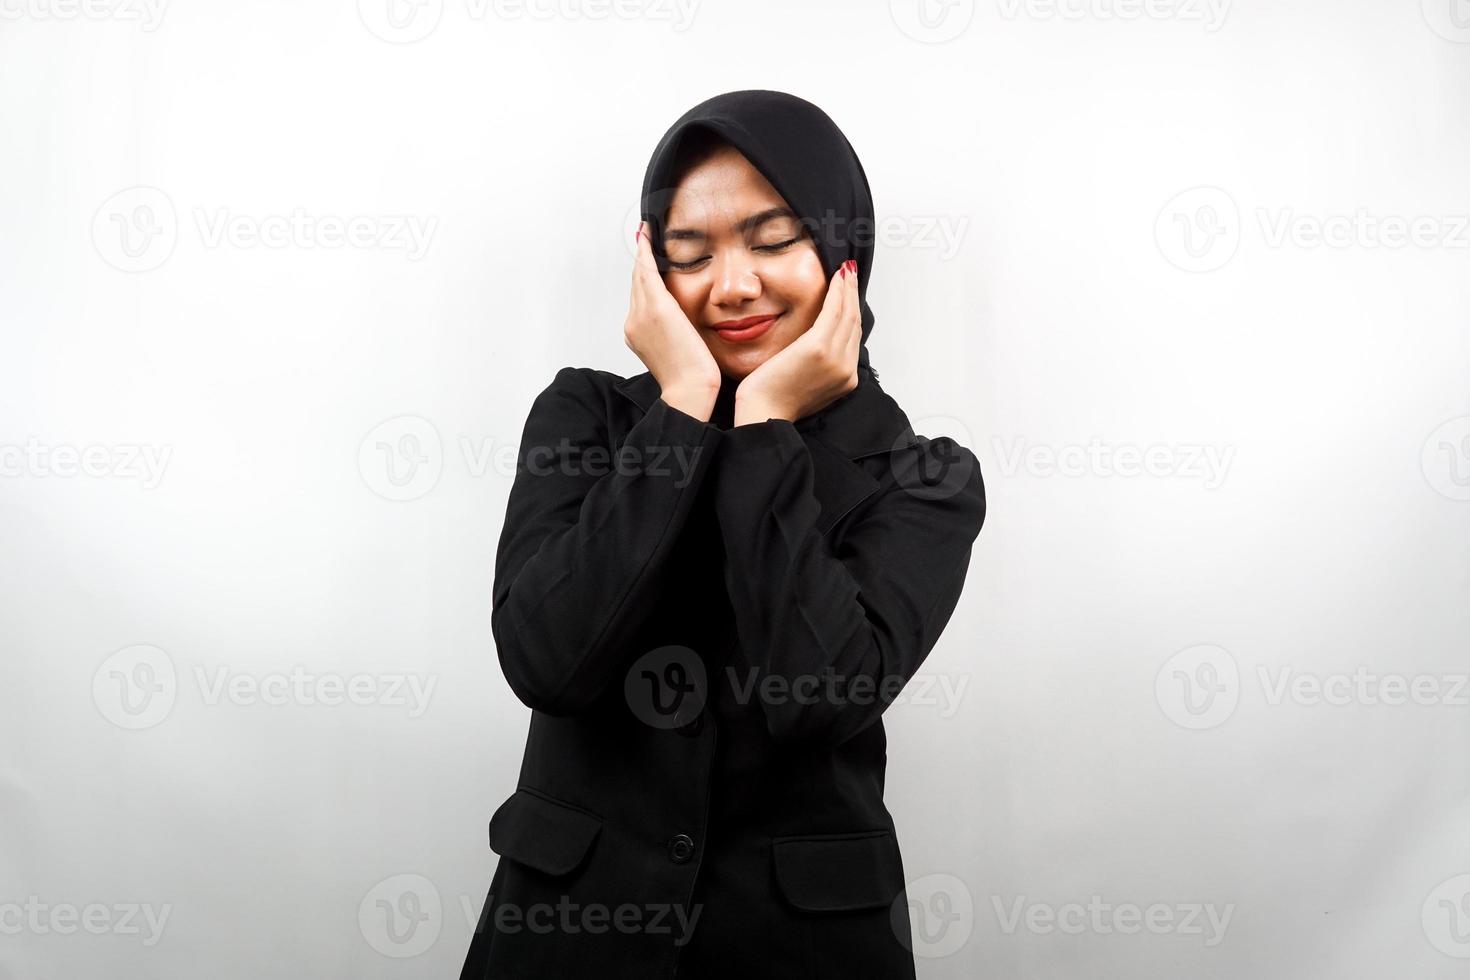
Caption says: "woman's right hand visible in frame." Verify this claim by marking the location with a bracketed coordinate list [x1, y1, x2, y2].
[625, 220, 722, 421]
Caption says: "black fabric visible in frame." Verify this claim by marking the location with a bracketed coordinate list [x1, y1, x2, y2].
[459, 91, 987, 980]
[639, 88, 882, 380]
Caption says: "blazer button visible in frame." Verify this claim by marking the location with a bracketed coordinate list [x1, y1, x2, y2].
[668, 834, 695, 864]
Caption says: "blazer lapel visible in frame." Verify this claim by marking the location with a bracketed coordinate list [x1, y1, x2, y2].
[615, 370, 917, 537]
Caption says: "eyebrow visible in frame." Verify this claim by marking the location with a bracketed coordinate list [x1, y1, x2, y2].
[663, 206, 800, 241]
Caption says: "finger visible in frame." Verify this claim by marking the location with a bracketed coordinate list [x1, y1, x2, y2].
[629, 221, 645, 310]
[845, 260, 862, 338]
[811, 261, 848, 340]
[828, 261, 857, 348]
[634, 220, 651, 275]
[637, 220, 678, 294]
[843, 273, 862, 366]
[633, 220, 665, 304]
[833, 261, 860, 365]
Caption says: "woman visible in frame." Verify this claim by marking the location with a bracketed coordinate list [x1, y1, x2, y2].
[459, 89, 986, 980]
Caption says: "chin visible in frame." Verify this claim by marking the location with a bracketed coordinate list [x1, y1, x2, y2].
[717, 351, 768, 382]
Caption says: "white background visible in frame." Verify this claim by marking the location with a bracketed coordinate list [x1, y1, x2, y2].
[2, 0, 1468, 977]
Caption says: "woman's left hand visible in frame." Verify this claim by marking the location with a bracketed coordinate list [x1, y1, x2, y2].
[734, 259, 862, 426]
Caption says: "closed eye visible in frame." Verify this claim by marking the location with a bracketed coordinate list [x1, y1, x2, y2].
[666, 237, 803, 271]
[755, 237, 802, 254]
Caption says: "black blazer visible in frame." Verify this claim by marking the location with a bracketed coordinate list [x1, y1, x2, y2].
[460, 365, 986, 980]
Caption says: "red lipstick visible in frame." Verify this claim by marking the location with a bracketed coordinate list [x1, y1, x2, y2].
[711, 313, 779, 343]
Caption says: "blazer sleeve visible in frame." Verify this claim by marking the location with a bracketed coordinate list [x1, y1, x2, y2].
[491, 366, 722, 715]
[712, 420, 986, 747]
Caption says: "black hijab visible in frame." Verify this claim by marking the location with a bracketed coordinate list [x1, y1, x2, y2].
[639, 89, 881, 412]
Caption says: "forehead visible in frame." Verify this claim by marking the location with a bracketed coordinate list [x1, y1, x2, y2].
[665, 146, 791, 225]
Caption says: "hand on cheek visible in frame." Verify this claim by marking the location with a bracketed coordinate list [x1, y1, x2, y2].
[734, 259, 861, 426]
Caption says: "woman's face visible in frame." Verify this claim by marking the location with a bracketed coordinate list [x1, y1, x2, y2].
[660, 145, 828, 381]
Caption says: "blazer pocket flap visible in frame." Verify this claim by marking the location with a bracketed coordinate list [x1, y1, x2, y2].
[488, 789, 603, 877]
[771, 829, 905, 913]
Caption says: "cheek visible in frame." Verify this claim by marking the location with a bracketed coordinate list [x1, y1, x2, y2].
[776, 253, 829, 320]
[663, 276, 703, 319]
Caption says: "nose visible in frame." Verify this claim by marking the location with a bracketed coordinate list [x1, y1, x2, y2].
[708, 252, 762, 307]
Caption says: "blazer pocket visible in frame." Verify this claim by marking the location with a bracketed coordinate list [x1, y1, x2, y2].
[487, 787, 603, 878]
[770, 829, 906, 913]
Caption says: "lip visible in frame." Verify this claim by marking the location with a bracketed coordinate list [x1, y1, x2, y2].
[711, 313, 780, 343]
